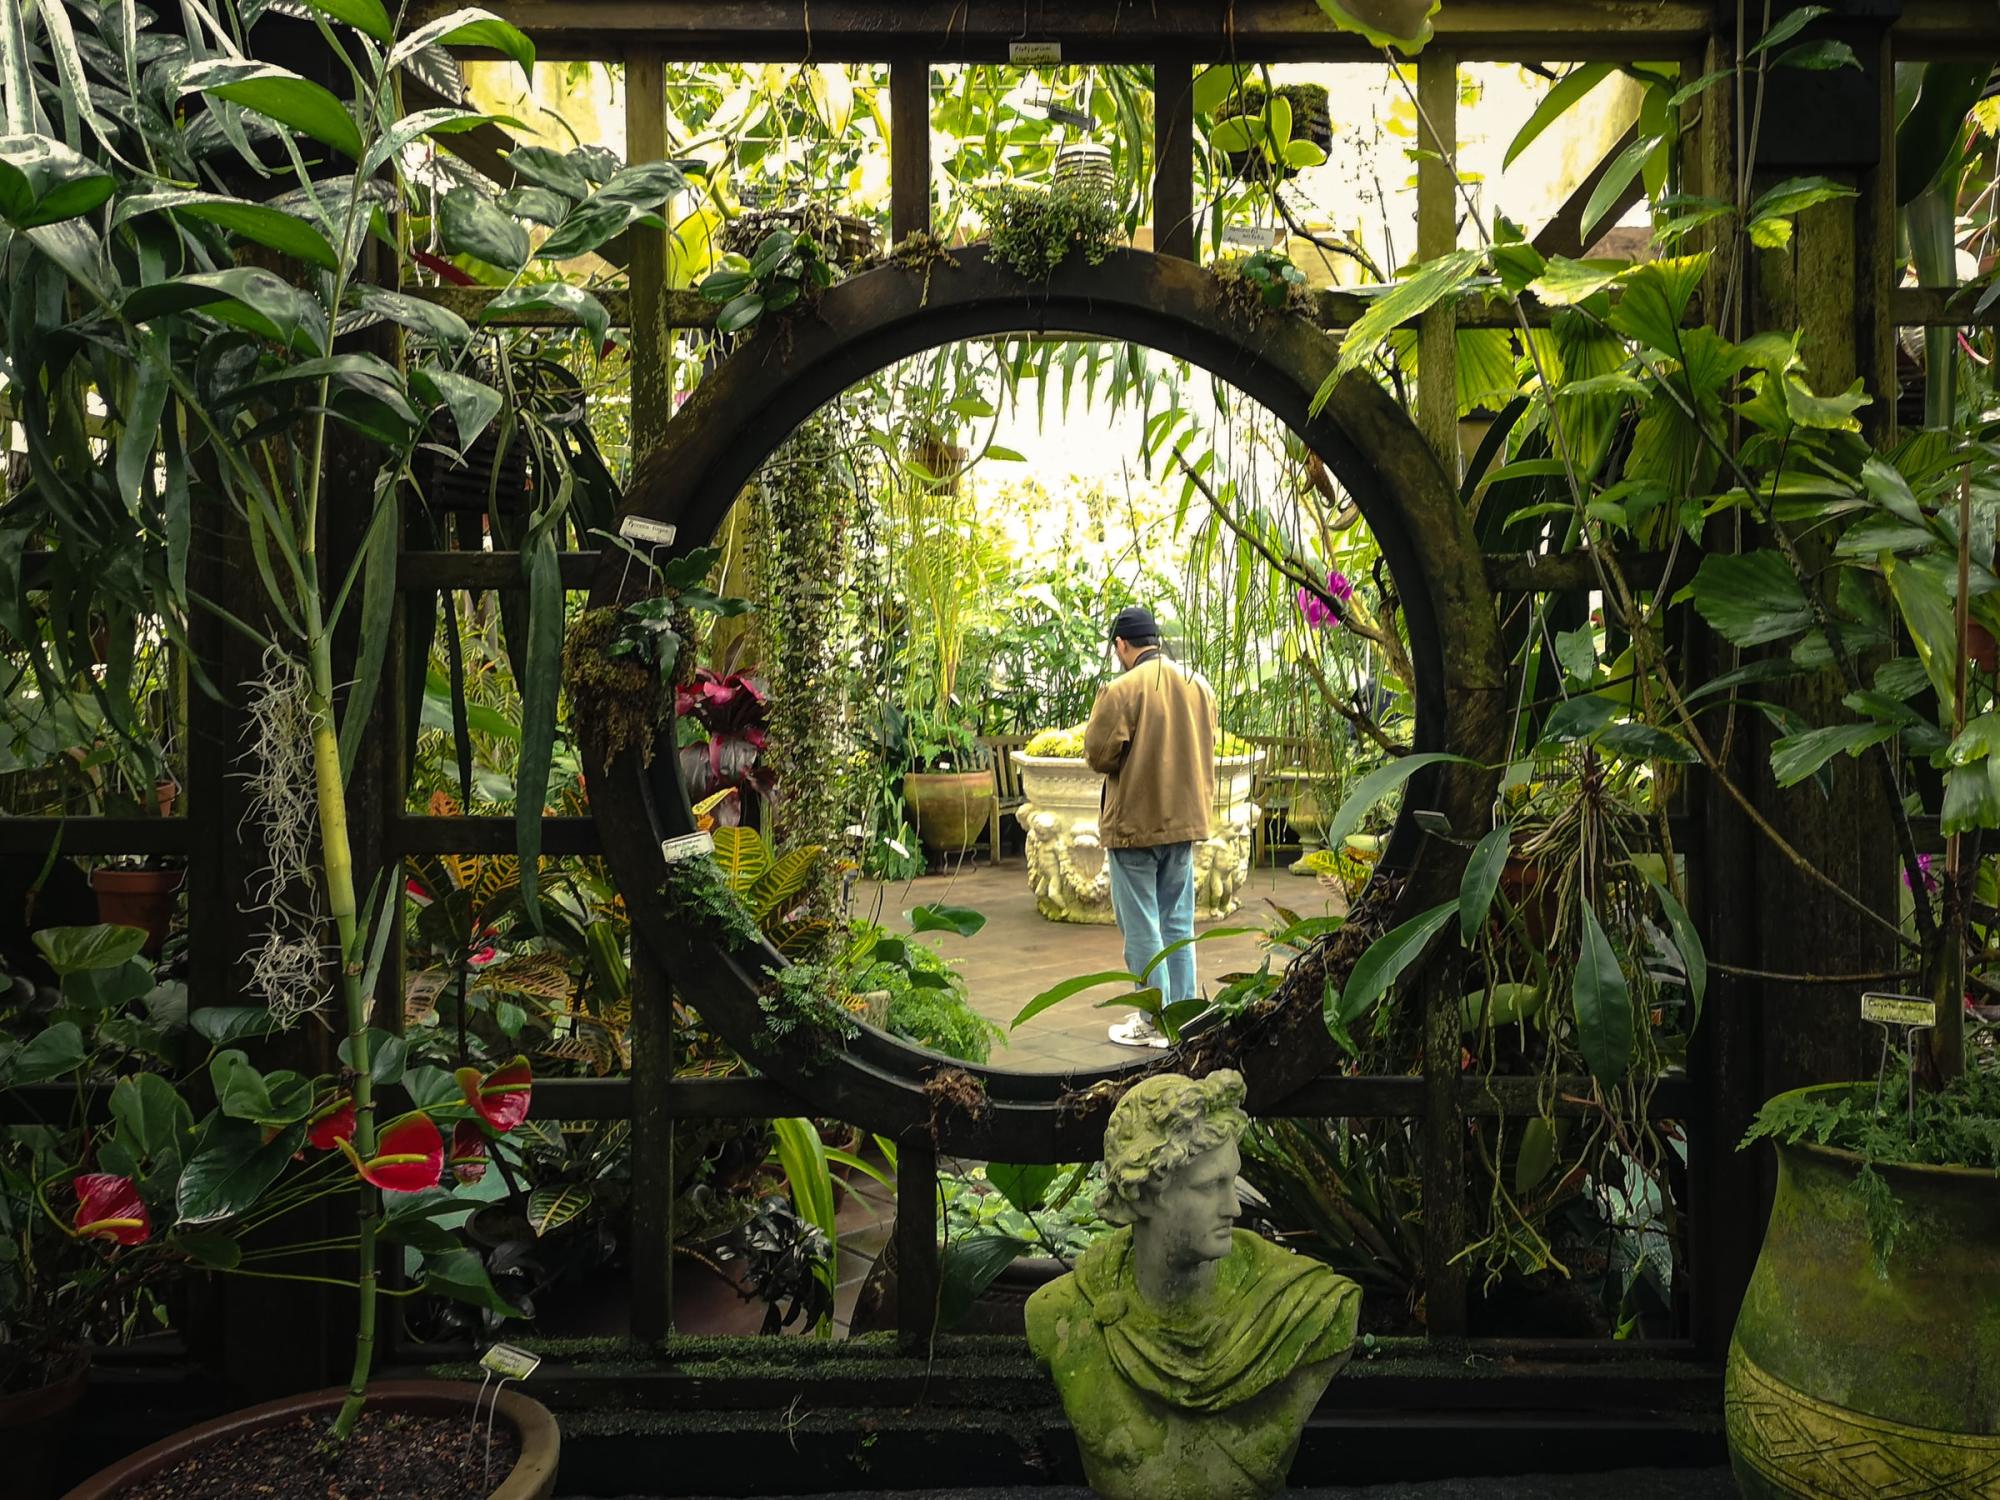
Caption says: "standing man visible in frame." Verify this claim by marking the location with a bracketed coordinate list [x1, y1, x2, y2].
[1084, 606, 1218, 1048]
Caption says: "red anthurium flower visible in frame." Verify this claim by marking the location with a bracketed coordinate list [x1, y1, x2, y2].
[307, 1096, 356, 1151]
[455, 1057, 532, 1134]
[73, 1174, 151, 1245]
[337, 1113, 444, 1193]
[450, 1121, 489, 1185]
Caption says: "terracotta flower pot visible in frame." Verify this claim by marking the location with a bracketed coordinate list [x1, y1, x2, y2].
[1, 1344, 89, 1500]
[1725, 1085, 2000, 1497]
[88, 867, 183, 957]
[60, 1380, 560, 1500]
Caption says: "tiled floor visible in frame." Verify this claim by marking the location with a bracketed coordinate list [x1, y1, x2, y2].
[854, 856, 1342, 1073]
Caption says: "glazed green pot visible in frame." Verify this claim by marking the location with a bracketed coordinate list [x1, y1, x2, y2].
[1725, 1084, 2000, 1498]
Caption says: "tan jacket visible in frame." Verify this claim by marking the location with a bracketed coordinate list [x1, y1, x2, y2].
[1083, 649, 1218, 849]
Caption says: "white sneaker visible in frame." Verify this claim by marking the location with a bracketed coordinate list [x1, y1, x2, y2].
[1107, 1011, 1170, 1049]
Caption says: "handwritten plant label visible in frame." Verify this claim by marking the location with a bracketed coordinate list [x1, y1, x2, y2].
[618, 516, 678, 546]
[662, 831, 715, 863]
[480, 1343, 542, 1381]
[1860, 992, 1936, 1029]
[1010, 40, 1062, 63]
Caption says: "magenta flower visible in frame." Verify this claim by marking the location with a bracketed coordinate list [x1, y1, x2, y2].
[1295, 569, 1355, 629]
[1902, 853, 1940, 897]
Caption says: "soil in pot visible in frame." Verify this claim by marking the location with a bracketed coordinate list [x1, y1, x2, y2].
[116, 1406, 520, 1500]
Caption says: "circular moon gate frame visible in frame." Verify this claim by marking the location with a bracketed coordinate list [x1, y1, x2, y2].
[586, 246, 1507, 1161]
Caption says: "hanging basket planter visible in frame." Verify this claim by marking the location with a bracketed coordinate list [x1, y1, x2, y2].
[1217, 83, 1334, 182]
[1052, 142, 1117, 206]
[724, 202, 879, 271]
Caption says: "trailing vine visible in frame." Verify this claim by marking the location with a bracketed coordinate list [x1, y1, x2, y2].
[756, 413, 855, 949]
[980, 180, 1120, 280]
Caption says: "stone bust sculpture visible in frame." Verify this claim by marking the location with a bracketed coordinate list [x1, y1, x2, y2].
[1025, 1070, 1360, 1499]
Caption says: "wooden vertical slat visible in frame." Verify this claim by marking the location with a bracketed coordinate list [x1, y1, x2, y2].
[625, 47, 676, 1343]
[894, 1129, 940, 1352]
[1415, 50, 1460, 474]
[1152, 59, 1195, 260]
[1413, 46, 1468, 1342]
[890, 60, 932, 242]
[1854, 22, 1898, 445]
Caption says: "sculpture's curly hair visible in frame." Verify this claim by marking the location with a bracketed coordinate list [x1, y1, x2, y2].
[1095, 1070, 1249, 1226]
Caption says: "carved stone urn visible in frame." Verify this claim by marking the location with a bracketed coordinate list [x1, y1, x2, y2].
[1011, 750, 1262, 924]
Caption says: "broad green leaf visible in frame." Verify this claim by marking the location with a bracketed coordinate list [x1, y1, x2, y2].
[1770, 721, 1896, 787]
[747, 847, 818, 921]
[125, 268, 328, 354]
[1329, 900, 1456, 1031]
[1324, 750, 1480, 852]
[985, 1162, 1059, 1217]
[1942, 758, 2000, 834]
[111, 1073, 194, 1162]
[1311, 0, 1438, 50]
[1689, 550, 1812, 647]
[353, 285, 472, 345]
[498, 185, 568, 225]
[420, 1245, 522, 1315]
[190, 1006, 283, 1045]
[0, 133, 114, 227]
[337, 1028, 409, 1086]
[716, 291, 765, 334]
[176, 1116, 305, 1224]
[1638, 868, 1707, 1033]
[1897, 63, 1992, 205]
[1192, 63, 1248, 116]
[1011, 969, 1139, 1029]
[180, 60, 363, 159]
[1594, 722, 1699, 764]
[32, 923, 146, 974]
[170, 1230, 242, 1270]
[507, 145, 591, 200]
[1505, 62, 1614, 168]
[1606, 254, 1708, 351]
[938, 1232, 1032, 1332]
[910, 903, 987, 937]
[6, 1021, 84, 1083]
[1139, 925, 1259, 985]
[482, 282, 608, 345]
[1515, 1117, 1562, 1196]
[388, 9, 535, 75]
[1459, 824, 1512, 945]
[1525, 256, 1626, 307]
[437, 185, 528, 270]
[63, 956, 155, 1012]
[1775, 39, 1859, 70]
[412, 366, 502, 450]
[1572, 902, 1633, 1087]
[1326, 249, 1482, 387]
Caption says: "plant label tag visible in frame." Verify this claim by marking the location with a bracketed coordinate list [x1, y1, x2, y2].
[1010, 40, 1062, 64]
[1860, 992, 1935, 1029]
[1222, 225, 1280, 249]
[661, 831, 714, 863]
[480, 1343, 541, 1381]
[619, 516, 678, 546]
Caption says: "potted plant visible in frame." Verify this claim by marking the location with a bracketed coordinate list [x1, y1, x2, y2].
[1009, 725, 1265, 922]
[899, 709, 995, 858]
[1213, 82, 1333, 182]
[1696, 434, 2000, 1490]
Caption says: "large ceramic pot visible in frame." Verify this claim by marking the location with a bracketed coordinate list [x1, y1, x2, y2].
[60, 1380, 560, 1500]
[1725, 1083, 2000, 1498]
[3, 1344, 88, 1500]
[1011, 751, 1263, 923]
[902, 770, 996, 855]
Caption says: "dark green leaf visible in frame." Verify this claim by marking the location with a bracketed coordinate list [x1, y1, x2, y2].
[1747, 5, 1828, 57]
[1329, 900, 1456, 1031]
[63, 956, 156, 1012]
[1770, 721, 1896, 787]
[389, 10, 536, 75]
[176, 1116, 306, 1224]
[353, 285, 472, 346]
[297, 0, 393, 41]
[1690, 550, 1813, 647]
[1459, 824, 1512, 944]
[1572, 903, 1633, 1087]
[337, 1028, 408, 1086]
[191, 1006, 282, 1045]
[125, 268, 328, 354]
[32, 923, 147, 974]
[1324, 751, 1480, 853]
[114, 190, 340, 271]
[0, 133, 115, 227]
[1505, 63, 1614, 168]
[179, 60, 363, 159]
[481, 282, 607, 346]
[506, 145, 590, 199]
[111, 1073, 195, 1162]
[1896, 62, 1991, 205]
[909, 903, 987, 937]
[938, 1232, 1031, 1332]
[438, 185, 529, 270]
[1011, 969, 1138, 1029]
[985, 1162, 1058, 1216]
[6, 1021, 84, 1083]
[412, 366, 502, 450]
[1594, 722, 1699, 763]
[1638, 868, 1706, 1033]
[419, 1245, 522, 1316]
[169, 1230, 242, 1269]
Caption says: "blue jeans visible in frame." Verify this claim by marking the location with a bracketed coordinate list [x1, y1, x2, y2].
[1108, 843, 1197, 1005]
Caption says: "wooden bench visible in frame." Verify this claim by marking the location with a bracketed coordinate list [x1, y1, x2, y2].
[975, 733, 1030, 865]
